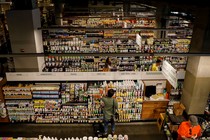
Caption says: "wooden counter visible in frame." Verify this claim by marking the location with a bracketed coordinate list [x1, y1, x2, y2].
[141, 100, 169, 120]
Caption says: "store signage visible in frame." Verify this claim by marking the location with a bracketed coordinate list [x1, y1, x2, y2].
[136, 34, 142, 46]
[162, 60, 178, 88]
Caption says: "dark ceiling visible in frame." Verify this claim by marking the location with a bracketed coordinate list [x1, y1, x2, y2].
[62, 0, 210, 15]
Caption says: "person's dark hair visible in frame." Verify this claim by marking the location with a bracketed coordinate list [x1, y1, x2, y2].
[156, 59, 161, 63]
[106, 57, 111, 66]
[107, 89, 115, 97]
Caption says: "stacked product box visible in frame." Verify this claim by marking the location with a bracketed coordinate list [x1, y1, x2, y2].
[31, 84, 61, 123]
[3, 84, 34, 122]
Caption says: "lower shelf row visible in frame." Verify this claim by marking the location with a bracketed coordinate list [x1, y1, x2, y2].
[2, 80, 170, 123]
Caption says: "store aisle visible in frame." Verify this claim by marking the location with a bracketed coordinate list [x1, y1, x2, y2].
[0, 122, 166, 140]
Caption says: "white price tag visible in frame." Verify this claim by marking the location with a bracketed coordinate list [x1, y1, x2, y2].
[37, 73, 54, 76]
[96, 73, 106, 76]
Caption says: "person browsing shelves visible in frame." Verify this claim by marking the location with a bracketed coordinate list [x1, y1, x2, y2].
[101, 89, 118, 135]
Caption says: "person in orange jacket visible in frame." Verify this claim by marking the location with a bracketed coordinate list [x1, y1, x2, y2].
[177, 115, 202, 140]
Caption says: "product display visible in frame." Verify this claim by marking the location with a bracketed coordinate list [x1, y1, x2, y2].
[168, 80, 183, 106]
[60, 83, 88, 103]
[41, 135, 128, 140]
[3, 84, 34, 122]
[31, 84, 60, 99]
[41, 15, 191, 72]
[64, 17, 155, 28]
[166, 16, 193, 38]
[34, 99, 61, 123]
[31, 84, 61, 123]
[60, 105, 88, 123]
[0, 137, 38, 140]
[5, 100, 35, 122]
[88, 80, 144, 122]
[42, 55, 187, 72]
[3, 84, 33, 99]
[3, 80, 145, 123]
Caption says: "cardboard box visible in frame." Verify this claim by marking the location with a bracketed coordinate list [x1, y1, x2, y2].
[173, 103, 185, 116]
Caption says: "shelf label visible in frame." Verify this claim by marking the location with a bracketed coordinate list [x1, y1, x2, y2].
[64, 72, 83, 76]
[120, 72, 131, 76]
[37, 73, 55, 76]
[11, 73, 28, 76]
[70, 73, 77, 76]
[136, 34, 142, 46]
[117, 72, 140, 80]
[145, 71, 162, 75]
[120, 72, 138, 76]
[96, 73, 106, 76]
[90, 72, 113, 80]
[130, 72, 137, 75]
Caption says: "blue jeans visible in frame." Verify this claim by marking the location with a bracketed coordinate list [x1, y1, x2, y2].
[104, 117, 115, 134]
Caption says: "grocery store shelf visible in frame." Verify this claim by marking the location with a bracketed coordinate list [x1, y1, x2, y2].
[4, 95, 32, 99]
[38, 26, 191, 31]
[61, 16, 156, 19]
[62, 101, 88, 106]
[1, 52, 210, 58]
[0, 2, 12, 5]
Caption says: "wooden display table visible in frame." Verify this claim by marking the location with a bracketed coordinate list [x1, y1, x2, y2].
[141, 100, 168, 120]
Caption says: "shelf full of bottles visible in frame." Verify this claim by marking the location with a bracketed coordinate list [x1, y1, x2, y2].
[3, 80, 144, 123]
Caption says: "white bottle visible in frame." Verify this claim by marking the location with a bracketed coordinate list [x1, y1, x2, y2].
[93, 137, 98, 140]
[43, 136, 47, 140]
[124, 135, 128, 140]
[83, 136, 87, 140]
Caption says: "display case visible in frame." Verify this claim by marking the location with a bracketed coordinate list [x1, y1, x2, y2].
[31, 84, 61, 123]
[3, 84, 34, 122]
[39, 14, 191, 73]
[2, 79, 148, 123]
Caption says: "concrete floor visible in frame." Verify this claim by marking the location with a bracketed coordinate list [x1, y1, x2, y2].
[0, 122, 167, 140]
